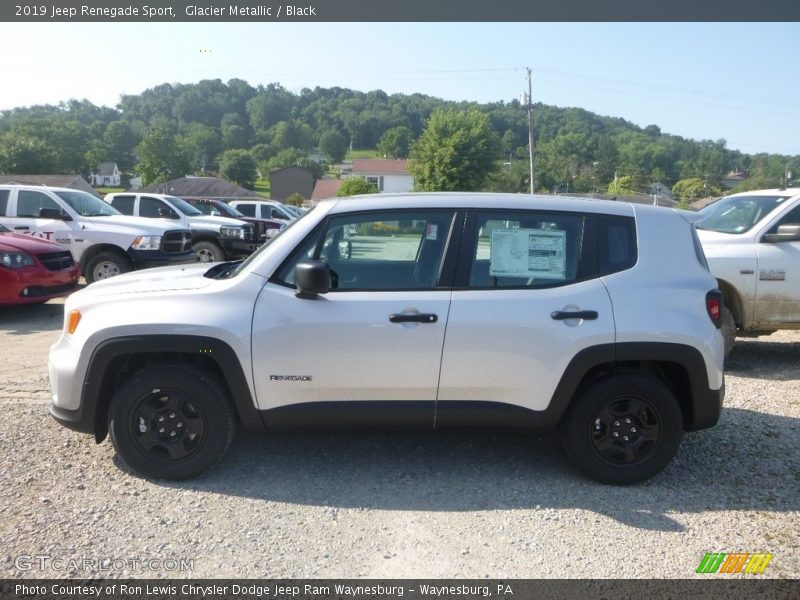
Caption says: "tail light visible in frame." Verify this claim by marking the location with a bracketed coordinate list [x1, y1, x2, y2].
[706, 290, 723, 328]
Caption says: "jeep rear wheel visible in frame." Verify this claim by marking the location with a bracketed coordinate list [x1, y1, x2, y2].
[721, 305, 736, 359]
[562, 373, 683, 485]
[109, 362, 235, 480]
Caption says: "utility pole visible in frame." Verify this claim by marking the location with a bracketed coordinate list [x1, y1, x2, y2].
[526, 67, 535, 195]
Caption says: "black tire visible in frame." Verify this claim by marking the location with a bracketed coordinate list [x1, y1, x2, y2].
[193, 240, 225, 263]
[109, 362, 236, 480]
[562, 373, 683, 485]
[721, 305, 736, 359]
[84, 250, 133, 283]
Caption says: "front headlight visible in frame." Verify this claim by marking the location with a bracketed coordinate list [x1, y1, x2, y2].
[130, 235, 162, 250]
[220, 226, 246, 239]
[0, 251, 36, 268]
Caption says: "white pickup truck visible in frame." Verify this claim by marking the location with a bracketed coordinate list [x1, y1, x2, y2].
[0, 185, 194, 283]
[696, 187, 800, 356]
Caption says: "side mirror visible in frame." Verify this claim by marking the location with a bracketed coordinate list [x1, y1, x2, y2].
[763, 224, 800, 243]
[295, 260, 331, 299]
[39, 208, 72, 221]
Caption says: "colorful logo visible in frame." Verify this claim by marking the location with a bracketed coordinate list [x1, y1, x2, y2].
[696, 552, 773, 574]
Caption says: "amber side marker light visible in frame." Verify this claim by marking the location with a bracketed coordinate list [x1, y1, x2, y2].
[67, 310, 81, 334]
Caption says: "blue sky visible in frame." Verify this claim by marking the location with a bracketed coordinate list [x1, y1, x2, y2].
[1, 22, 798, 155]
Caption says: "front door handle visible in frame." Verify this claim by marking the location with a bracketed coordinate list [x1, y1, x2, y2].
[389, 313, 438, 324]
[14, 226, 29, 231]
[551, 310, 598, 321]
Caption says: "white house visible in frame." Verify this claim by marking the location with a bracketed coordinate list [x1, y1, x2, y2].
[91, 162, 121, 187]
[351, 159, 412, 193]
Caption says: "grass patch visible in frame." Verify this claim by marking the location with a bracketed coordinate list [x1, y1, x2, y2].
[253, 179, 270, 197]
[95, 187, 125, 195]
[346, 149, 381, 160]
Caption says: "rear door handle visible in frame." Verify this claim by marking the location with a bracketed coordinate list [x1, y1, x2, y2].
[551, 310, 598, 320]
[14, 226, 30, 231]
[389, 313, 438, 324]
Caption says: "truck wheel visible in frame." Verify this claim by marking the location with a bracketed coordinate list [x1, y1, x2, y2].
[193, 241, 224, 263]
[85, 251, 133, 283]
[109, 362, 236, 480]
[721, 305, 736, 359]
[562, 373, 683, 485]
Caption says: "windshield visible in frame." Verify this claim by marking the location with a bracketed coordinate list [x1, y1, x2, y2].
[55, 191, 121, 216]
[697, 195, 791, 234]
[166, 196, 203, 216]
[217, 205, 316, 279]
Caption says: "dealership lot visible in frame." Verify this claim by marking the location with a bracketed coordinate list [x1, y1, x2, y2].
[0, 300, 797, 578]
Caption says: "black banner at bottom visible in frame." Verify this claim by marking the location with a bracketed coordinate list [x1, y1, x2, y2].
[2, 579, 799, 600]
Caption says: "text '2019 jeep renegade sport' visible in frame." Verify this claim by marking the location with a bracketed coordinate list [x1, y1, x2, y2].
[49, 194, 725, 484]
[0, 185, 194, 283]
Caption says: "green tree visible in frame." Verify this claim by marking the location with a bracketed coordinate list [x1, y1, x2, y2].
[319, 130, 348, 163]
[219, 149, 257, 188]
[337, 176, 379, 196]
[607, 175, 637, 196]
[483, 160, 530, 193]
[409, 109, 500, 191]
[136, 127, 191, 185]
[285, 192, 305, 206]
[178, 123, 222, 173]
[672, 177, 721, 206]
[265, 148, 325, 179]
[377, 126, 414, 159]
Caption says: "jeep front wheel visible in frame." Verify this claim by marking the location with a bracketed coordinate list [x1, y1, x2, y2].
[562, 373, 683, 485]
[109, 362, 235, 480]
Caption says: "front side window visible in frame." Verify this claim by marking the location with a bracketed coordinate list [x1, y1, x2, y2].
[17, 191, 64, 218]
[275, 210, 457, 290]
[236, 204, 256, 217]
[140, 197, 178, 219]
[469, 211, 586, 288]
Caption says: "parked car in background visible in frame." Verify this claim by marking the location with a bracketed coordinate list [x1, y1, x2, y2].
[49, 193, 724, 484]
[0, 185, 194, 283]
[0, 222, 80, 304]
[105, 193, 258, 263]
[183, 198, 284, 243]
[228, 199, 296, 224]
[696, 187, 800, 356]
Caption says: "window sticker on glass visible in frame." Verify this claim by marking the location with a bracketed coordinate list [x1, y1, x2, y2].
[490, 228, 567, 280]
[426, 223, 438, 240]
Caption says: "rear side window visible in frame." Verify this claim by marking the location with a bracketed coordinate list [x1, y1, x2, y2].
[469, 210, 587, 288]
[109, 195, 135, 215]
[0, 190, 8, 215]
[236, 204, 256, 217]
[597, 215, 637, 275]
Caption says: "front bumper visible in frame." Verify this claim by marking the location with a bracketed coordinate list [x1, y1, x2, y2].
[0, 265, 80, 305]
[128, 248, 196, 269]
[221, 237, 258, 258]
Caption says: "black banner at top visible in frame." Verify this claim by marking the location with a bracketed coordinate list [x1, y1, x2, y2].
[2, 0, 800, 22]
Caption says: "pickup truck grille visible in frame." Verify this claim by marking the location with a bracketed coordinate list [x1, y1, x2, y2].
[242, 224, 258, 243]
[37, 251, 75, 272]
[162, 230, 192, 254]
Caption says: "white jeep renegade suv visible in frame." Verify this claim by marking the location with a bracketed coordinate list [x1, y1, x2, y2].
[49, 193, 725, 484]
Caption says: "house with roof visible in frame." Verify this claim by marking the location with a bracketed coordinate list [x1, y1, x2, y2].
[311, 178, 343, 204]
[90, 162, 121, 187]
[137, 176, 263, 200]
[721, 170, 747, 189]
[351, 159, 412, 193]
[0, 174, 100, 197]
[269, 166, 316, 202]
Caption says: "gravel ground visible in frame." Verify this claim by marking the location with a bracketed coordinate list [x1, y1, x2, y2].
[0, 300, 798, 579]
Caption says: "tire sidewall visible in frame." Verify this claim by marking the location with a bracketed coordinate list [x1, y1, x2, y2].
[193, 241, 224, 263]
[109, 363, 234, 480]
[563, 373, 683, 485]
[86, 251, 132, 284]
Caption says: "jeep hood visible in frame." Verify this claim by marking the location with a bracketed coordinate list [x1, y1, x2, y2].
[77, 263, 214, 298]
